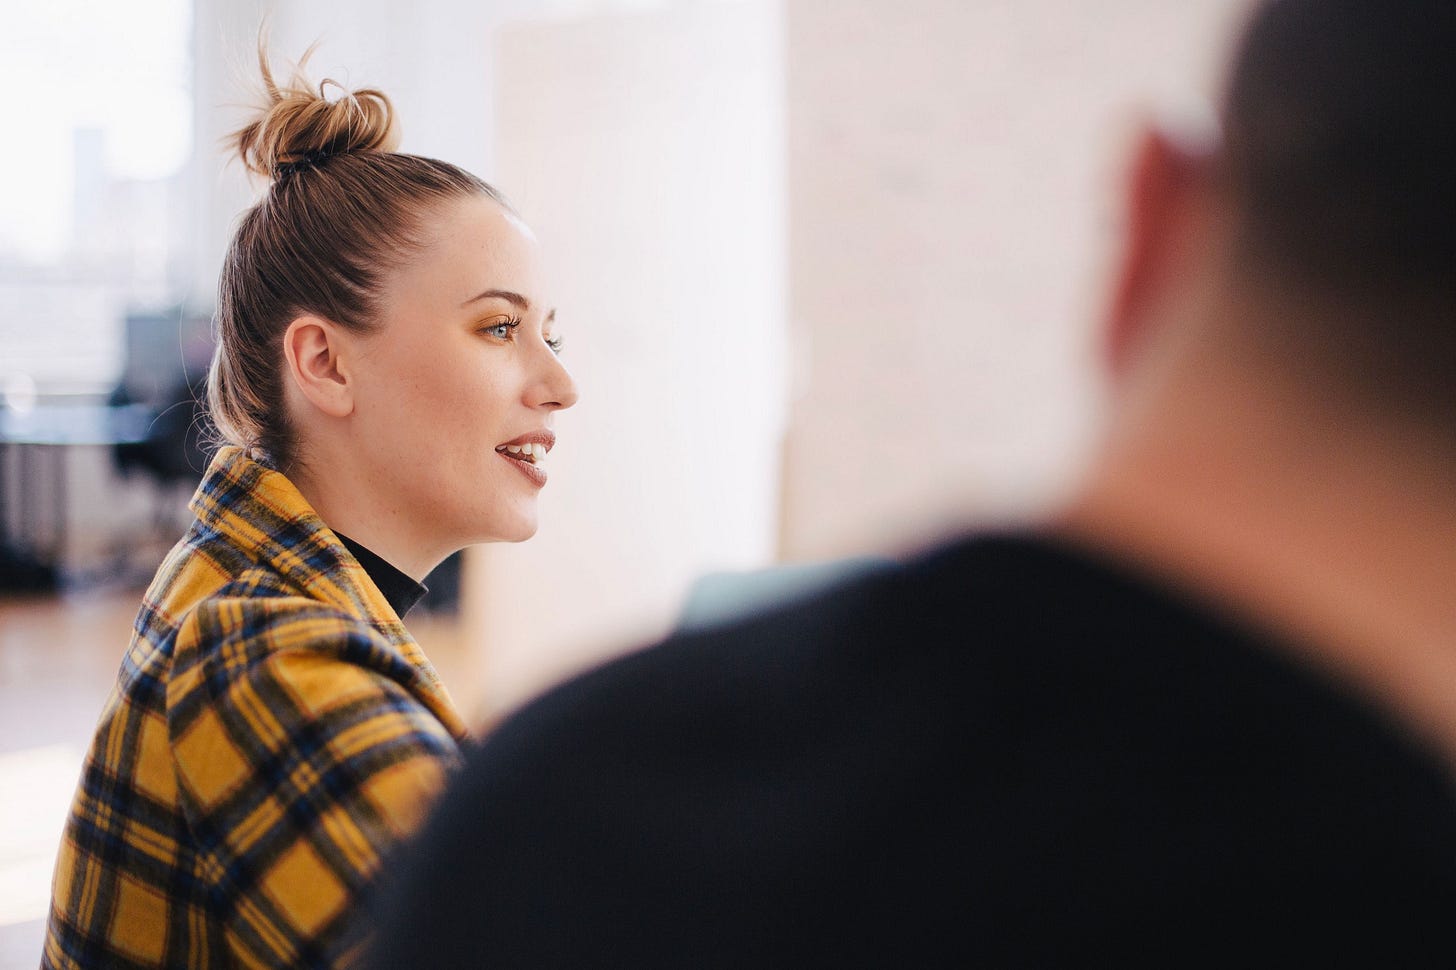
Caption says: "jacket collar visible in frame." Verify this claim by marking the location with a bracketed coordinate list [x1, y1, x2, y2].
[190, 447, 467, 737]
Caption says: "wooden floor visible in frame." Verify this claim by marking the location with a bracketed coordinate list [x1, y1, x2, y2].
[0, 586, 470, 968]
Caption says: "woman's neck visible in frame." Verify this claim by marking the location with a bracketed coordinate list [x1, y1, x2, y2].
[286, 457, 450, 583]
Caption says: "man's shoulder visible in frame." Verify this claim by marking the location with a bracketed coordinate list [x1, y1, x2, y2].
[406, 532, 1456, 966]
[520, 531, 1237, 703]
[470, 534, 1194, 766]
[480, 530, 1449, 791]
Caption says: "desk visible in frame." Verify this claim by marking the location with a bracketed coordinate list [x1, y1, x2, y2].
[0, 403, 154, 588]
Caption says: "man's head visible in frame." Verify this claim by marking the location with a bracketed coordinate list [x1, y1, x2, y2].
[1106, 0, 1454, 430]
[1067, 0, 1456, 753]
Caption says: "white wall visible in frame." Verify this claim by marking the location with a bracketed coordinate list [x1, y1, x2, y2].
[189, 0, 267, 311]
[466, 1, 786, 720]
[780, 0, 1250, 558]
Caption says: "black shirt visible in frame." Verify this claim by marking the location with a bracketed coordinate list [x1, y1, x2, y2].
[336, 533, 427, 618]
[368, 535, 1456, 966]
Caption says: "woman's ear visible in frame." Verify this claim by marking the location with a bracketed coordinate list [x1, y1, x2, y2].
[1102, 124, 1213, 379]
[282, 315, 355, 418]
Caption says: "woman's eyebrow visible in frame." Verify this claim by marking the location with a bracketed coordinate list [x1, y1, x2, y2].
[461, 288, 529, 309]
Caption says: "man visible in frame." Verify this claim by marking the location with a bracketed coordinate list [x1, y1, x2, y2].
[370, 1, 1456, 964]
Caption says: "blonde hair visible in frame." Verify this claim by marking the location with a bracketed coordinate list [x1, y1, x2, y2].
[207, 39, 506, 471]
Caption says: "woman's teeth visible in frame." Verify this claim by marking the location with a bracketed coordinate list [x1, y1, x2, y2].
[498, 443, 547, 464]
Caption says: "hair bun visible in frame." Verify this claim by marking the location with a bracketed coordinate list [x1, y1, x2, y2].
[233, 38, 400, 182]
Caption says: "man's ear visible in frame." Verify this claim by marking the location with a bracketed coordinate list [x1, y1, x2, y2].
[282, 315, 355, 419]
[1103, 125, 1211, 378]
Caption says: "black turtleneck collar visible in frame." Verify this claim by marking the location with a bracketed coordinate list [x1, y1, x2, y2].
[335, 533, 429, 619]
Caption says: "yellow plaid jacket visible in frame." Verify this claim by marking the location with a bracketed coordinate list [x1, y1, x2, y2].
[43, 447, 469, 969]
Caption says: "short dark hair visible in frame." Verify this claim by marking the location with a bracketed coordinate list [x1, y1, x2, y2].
[1219, 0, 1454, 405]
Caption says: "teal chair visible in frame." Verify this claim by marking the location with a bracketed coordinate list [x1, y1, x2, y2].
[675, 556, 895, 634]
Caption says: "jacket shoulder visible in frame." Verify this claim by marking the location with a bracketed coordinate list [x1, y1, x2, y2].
[167, 582, 425, 715]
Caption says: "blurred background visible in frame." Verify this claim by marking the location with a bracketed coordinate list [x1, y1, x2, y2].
[0, 0, 1249, 962]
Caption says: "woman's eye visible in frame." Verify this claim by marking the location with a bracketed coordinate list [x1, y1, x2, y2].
[482, 319, 521, 340]
[546, 335, 565, 355]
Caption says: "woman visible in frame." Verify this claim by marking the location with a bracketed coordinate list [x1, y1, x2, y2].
[43, 44, 577, 969]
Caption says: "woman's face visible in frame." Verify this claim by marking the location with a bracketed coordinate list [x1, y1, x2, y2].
[348, 194, 578, 548]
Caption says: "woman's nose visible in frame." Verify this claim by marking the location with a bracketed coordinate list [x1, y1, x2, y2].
[528, 345, 580, 411]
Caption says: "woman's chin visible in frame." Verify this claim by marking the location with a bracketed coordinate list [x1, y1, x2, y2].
[473, 515, 539, 545]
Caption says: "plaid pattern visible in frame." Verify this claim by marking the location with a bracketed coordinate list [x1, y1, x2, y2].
[43, 447, 469, 969]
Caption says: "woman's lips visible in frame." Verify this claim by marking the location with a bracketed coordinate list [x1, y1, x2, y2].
[498, 448, 547, 487]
